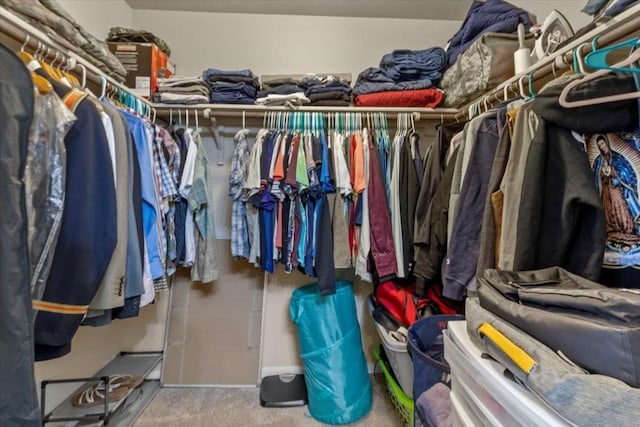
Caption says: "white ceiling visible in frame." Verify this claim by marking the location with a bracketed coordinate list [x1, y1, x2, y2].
[124, 0, 473, 20]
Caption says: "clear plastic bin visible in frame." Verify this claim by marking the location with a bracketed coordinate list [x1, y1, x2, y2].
[444, 321, 571, 427]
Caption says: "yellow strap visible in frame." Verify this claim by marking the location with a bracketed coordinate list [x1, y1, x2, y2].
[478, 323, 536, 374]
[32, 300, 90, 315]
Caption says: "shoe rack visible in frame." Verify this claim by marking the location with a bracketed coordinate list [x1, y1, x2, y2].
[40, 351, 162, 426]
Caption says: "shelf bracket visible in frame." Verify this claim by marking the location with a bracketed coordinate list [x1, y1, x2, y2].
[203, 108, 225, 166]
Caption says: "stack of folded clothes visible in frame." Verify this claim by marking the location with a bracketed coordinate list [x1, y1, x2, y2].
[1, 0, 127, 79]
[153, 76, 210, 105]
[256, 77, 309, 106]
[303, 75, 352, 106]
[353, 47, 447, 107]
[203, 68, 259, 105]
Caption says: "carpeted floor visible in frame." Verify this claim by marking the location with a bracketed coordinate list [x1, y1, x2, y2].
[134, 374, 403, 427]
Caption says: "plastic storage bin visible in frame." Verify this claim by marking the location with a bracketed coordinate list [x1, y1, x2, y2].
[451, 392, 483, 427]
[366, 295, 414, 397]
[372, 345, 414, 427]
[444, 321, 571, 427]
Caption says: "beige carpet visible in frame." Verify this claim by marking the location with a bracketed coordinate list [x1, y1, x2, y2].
[134, 374, 404, 427]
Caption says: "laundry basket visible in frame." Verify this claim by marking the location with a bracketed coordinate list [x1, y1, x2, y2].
[373, 345, 414, 427]
[290, 280, 372, 424]
[408, 314, 464, 399]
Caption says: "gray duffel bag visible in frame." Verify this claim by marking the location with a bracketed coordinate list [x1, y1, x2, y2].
[477, 266, 640, 387]
[440, 32, 534, 108]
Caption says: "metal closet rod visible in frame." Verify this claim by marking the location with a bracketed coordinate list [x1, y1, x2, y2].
[0, 6, 153, 111]
[454, 6, 640, 121]
[152, 105, 460, 121]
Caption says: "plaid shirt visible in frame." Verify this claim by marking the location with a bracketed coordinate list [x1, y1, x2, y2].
[229, 129, 251, 259]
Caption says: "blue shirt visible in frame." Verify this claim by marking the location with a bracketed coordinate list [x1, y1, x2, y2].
[123, 111, 164, 280]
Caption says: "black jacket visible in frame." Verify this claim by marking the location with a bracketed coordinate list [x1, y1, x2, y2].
[514, 73, 639, 280]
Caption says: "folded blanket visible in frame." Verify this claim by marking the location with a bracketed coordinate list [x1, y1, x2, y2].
[355, 88, 444, 107]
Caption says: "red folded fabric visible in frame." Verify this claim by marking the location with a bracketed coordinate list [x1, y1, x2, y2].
[355, 88, 444, 108]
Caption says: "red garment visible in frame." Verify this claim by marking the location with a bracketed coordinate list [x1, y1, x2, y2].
[355, 88, 444, 108]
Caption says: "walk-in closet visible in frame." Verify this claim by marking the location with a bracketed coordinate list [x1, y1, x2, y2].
[2, 1, 640, 426]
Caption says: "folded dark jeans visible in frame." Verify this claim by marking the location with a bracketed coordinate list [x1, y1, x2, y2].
[204, 68, 256, 79]
[210, 94, 255, 104]
[305, 85, 352, 96]
[206, 75, 259, 87]
[210, 81, 257, 98]
[355, 67, 395, 84]
[302, 75, 350, 88]
[381, 47, 447, 68]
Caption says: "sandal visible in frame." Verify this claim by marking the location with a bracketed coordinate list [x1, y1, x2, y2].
[71, 381, 129, 408]
[109, 374, 144, 389]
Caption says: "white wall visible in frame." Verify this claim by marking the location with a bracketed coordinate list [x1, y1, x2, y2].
[57, 0, 133, 40]
[509, 1, 592, 30]
[132, 10, 459, 79]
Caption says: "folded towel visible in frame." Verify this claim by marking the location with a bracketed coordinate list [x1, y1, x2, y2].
[415, 383, 452, 427]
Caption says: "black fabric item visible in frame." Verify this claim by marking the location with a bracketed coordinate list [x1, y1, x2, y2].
[413, 148, 459, 296]
[316, 194, 336, 295]
[0, 42, 41, 427]
[478, 266, 640, 388]
[399, 135, 420, 276]
[513, 117, 606, 280]
[532, 73, 639, 133]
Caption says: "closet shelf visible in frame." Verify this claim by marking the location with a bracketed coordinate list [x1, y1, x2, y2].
[454, 2, 640, 121]
[151, 102, 460, 120]
[41, 351, 162, 426]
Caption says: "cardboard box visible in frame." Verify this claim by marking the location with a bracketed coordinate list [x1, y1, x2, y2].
[108, 42, 174, 98]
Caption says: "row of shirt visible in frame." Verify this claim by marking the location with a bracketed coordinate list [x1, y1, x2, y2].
[27, 60, 218, 360]
[228, 123, 426, 295]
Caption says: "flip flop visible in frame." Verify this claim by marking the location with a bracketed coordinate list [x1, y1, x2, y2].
[109, 374, 144, 389]
[71, 381, 129, 408]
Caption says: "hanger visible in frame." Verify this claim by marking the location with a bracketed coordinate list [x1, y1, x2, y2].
[17, 35, 36, 66]
[586, 36, 640, 73]
[32, 73, 53, 94]
[559, 45, 640, 108]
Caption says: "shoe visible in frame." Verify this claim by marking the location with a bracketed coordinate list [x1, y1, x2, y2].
[71, 381, 129, 408]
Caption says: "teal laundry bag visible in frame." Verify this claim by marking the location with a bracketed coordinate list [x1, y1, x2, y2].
[290, 280, 372, 424]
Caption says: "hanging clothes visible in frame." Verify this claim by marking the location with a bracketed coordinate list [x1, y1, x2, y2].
[189, 129, 219, 283]
[515, 73, 638, 282]
[0, 42, 42, 427]
[26, 91, 73, 303]
[33, 77, 117, 360]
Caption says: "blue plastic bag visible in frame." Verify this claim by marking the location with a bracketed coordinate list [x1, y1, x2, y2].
[290, 280, 372, 424]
